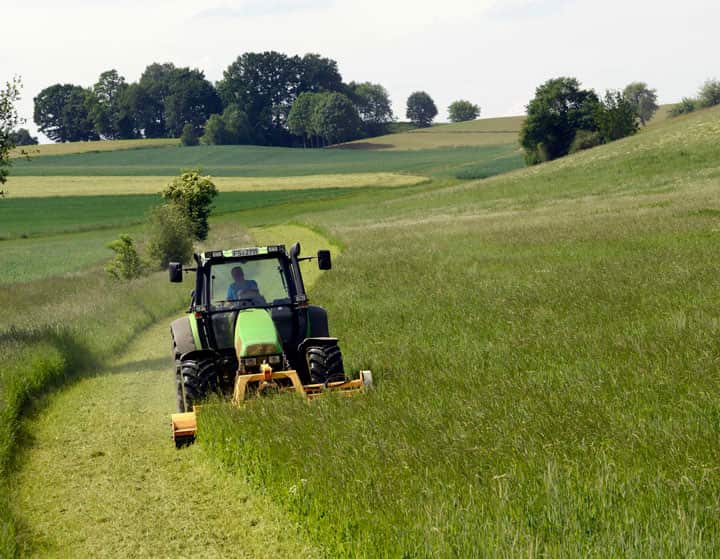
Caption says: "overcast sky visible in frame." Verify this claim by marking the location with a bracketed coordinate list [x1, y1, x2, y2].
[2, 0, 717, 142]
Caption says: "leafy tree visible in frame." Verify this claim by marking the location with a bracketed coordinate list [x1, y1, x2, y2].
[288, 92, 319, 147]
[568, 129, 602, 154]
[669, 97, 697, 117]
[520, 77, 599, 164]
[34, 84, 98, 142]
[348, 82, 394, 136]
[134, 62, 177, 137]
[147, 204, 194, 268]
[1, 76, 23, 191]
[218, 51, 345, 146]
[9, 128, 38, 146]
[180, 123, 199, 146]
[88, 69, 133, 139]
[105, 234, 144, 280]
[202, 105, 252, 145]
[163, 68, 221, 137]
[406, 91, 438, 128]
[312, 92, 361, 145]
[594, 91, 639, 143]
[698, 79, 720, 108]
[161, 169, 218, 240]
[448, 100, 480, 122]
[623, 82, 658, 126]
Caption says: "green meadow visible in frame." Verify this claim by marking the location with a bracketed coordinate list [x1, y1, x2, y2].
[3, 108, 720, 557]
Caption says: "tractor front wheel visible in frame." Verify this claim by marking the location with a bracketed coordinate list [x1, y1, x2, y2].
[306, 344, 346, 384]
[177, 358, 218, 412]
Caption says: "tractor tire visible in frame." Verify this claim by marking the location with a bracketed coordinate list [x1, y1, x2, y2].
[177, 358, 218, 412]
[306, 344, 346, 384]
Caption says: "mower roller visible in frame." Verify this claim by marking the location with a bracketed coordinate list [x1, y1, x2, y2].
[167, 242, 372, 447]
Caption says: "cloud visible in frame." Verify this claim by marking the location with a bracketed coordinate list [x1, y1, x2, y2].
[195, 0, 333, 19]
[486, 0, 572, 19]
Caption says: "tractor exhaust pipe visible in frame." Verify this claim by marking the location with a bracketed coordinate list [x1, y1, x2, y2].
[289, 242, 307, 304]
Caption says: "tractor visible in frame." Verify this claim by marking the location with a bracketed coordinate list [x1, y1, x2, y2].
[168, 242, 371, 446]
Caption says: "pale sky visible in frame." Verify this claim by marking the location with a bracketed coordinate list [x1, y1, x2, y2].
[2, 0, 717, 142]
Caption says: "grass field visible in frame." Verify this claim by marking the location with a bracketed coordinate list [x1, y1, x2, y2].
[4, 173, 425, 198]
[5, 105, 719, 557]
[196, 105, 720, 557]
[9, 143, 523, 178]
[9, 138, 178, 159]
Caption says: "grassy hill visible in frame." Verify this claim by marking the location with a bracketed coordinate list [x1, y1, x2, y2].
[199, 105, 720, 556]
[9, 138, 177, 158]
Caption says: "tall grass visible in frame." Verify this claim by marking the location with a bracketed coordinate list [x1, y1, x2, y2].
[0, 270, 186, 556]
[199, 106, 720, 557]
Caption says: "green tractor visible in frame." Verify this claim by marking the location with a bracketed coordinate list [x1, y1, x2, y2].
[168, 242, 371, 446]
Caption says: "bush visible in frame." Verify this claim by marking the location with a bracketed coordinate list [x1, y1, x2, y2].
[105, 234, 144, 280]
[569, 129, 603, 153]
[669, 97, 698, 117]
[161, 169, 218, 240]
[594, 91, 638, 143]
[180, 123, 199, 146]
[147, 204, 194, 268]
[698, 79, 720, 108]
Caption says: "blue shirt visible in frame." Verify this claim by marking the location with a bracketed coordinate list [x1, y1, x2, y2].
[227, 279, 258, 300]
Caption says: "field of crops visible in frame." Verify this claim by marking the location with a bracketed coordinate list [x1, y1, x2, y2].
[3, 106, 720, 557]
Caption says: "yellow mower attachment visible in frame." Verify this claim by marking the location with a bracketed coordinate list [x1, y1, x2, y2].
[171, 366, 373, 447]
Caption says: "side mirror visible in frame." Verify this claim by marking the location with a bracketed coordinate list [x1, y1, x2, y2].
[169, 262, 183, 283]
[317, 250, 332, 270]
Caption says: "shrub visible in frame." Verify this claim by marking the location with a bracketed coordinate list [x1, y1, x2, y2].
[180, 123, 199, 146]
[146, 204, 194, 268]
[698, 79, 720, 108]
[569, 129, 603, 153]
[161, 169, 218, 240]
[105, 234, 144, 280]
[669, 97, 698, 117]
[594, 91, 638, 143]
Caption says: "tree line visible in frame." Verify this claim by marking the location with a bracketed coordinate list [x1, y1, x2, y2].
[33, 51, 485, 147]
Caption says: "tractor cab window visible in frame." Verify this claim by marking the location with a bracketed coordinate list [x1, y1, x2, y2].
[209, 258, 290, 306]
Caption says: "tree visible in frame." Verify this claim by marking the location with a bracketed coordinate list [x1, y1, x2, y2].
[105, 234, 144, 280]
[1, 76, 23, 190]
[34, 84, 98, 142]
[406, 91, 438, 128]
[520, 77, 599, 164]
[147, 204, 194, 268]
[201, 105, 251, 145]
[623, 82, 658, 126]
[594, 91, 639, 143]
[161, 169, 218, 240]
[698, 79, 720, 108]
[180, 123, 199, 146]
[163, 68, 222, 137]
[312, 92, 362, 145]
[88, 69, 133, 139]
[9, 128, 38, 146]
[288, 92, 319, 147]
[134, 62, 177, 137]
[448, 100, 480, 122]
[217, 51, 345, 146]
[348, 82, 394, 136]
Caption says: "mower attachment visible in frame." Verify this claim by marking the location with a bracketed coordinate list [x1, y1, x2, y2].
[171, 368, 373, 447]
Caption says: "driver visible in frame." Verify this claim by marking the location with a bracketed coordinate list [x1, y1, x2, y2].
[227, 266, 259, 300]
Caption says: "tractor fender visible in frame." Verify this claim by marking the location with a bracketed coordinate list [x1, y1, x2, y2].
[306, 305, 330, 338]
[178, 349, 220, 363]
[298, 337, 339, 354]
[171, 316, 199, 358]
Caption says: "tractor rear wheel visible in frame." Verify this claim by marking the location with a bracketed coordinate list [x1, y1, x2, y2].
[306, 344, 346, 384]
[177, 358, 218, 412]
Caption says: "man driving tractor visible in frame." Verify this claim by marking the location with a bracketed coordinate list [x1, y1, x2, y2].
[226, 266, 259, 300]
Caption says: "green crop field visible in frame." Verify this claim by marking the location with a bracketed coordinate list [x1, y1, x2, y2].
[3, 106, 719, 557]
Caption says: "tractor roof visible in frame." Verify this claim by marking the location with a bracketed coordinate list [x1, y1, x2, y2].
[199, 245, 286, 263]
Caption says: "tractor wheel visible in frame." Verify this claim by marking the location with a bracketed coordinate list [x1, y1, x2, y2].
[306, 344, 346, 384]
[177, 358, 217, 412]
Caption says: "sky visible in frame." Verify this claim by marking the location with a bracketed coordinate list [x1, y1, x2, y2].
[1, 0, 717, 142]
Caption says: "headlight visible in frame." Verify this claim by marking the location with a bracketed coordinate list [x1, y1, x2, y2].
[243, 357, 257, 367]
[268, 355, 281, 364]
